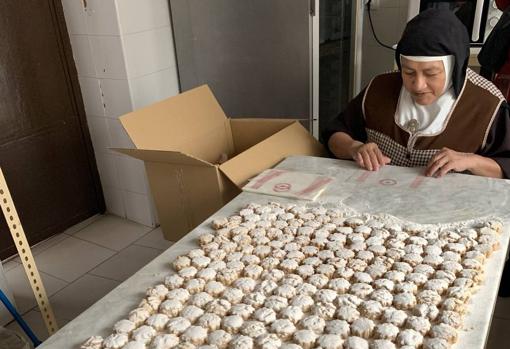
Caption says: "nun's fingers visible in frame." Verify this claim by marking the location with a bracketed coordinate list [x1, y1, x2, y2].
[368, 148, 382, 171]
[426, 150, 447, 172]
[426, 154, 449, 177]
[355, 152, 365, 168]
[374, 147, 388, 168]
[360, 149, 374, 171]
[437, 161, 456, 177]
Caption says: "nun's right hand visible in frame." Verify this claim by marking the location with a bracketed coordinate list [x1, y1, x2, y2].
[350, 142, 391, 171]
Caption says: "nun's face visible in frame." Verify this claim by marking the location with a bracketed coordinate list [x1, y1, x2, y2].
[401, 58, 446, 105]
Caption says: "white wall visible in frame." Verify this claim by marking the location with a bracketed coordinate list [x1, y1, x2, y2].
[361, 0, 409, 88]
[61, 0, 181, 226]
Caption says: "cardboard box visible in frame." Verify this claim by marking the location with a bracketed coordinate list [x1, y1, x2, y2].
[115, 85, 325, 241]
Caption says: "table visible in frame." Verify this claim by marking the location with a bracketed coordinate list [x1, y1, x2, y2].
[38, 156, 510, 349]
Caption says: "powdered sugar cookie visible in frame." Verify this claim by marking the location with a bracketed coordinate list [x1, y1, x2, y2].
[205, 281, 225, 297]
[405, 316, 431, 335]
[382, 308, 408, 327]
[349, 283, 373, 298]
[325, 319, 350, 338]
[374, 323, 399, 341]
[240, 321, 267, 338]
[300, 315, 326, 334]
[359, 300, 383, 320]
[291, 294, 314, 311]
[308, 274, 329, 289]
[229, 304, 255, 320]
[423, 337, 451, 349]
[370, 289, 393, 307]
[413, 303, 440, 321]
[198, 313, 222, 331]
[256, 333, 281, 349]
[182, 305, 205, 323]
[174, 256, 192, 271]
[186, 278, 206, 294]
[129, 307, 151, 326]
[430, 324, 458, 343]
[371, 339, 396, 349]
[165, 274, 184, 290]
[312, 302, 336, 320]
[132, 325, 156, 344]
[396, 329, 423, 347]
[222, 288, 244, 305]
[113, 319, 135, 334]
[222, 315, 244, 334]
[182, 326, 208, 345]
[208, 330, 231, 349]
[351, 317, 375, 339]
[102, 334, 128, 349]
[256, 280, 278, 296]
[293, 329, 318, 349]
[417, 290, 442, 305]
[335, 305, 360, 323]
[274, 284, 297, 299]
[197, 268, 217, 282]
[166, 317, 191, 335]
[343, 336, 369, 349]
[243, 292, 266, 308]
[151, 334, 180, 349]
[280, 305, 305, 323]
[271, 319, 296, 340]
[393, 292, 416, 310]
[146, 313, 169, 331]
[328, 278, 351, 293]
[206, 299, 231, 316]
[438, 311, 463, 329]
[317, 334, 343, 349]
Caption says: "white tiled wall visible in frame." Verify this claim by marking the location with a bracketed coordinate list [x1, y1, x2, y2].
[361, 0, 409, 88]
[61, 0, 180, 227]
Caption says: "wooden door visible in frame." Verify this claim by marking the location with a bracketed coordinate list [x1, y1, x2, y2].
[0, 0, 105, 258]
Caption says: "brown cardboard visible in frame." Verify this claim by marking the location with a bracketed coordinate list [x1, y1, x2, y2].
[115, 85, 325, 241]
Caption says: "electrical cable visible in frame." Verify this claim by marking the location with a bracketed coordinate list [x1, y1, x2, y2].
[366, 0, 396, 51]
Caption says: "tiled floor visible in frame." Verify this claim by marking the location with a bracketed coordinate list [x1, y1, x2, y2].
[1, 214, 173, 344]
[1, 214, 509, 347]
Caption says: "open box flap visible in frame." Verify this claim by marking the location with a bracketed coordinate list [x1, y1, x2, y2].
[219, 121, 325, 186]
[119, 85, 233, 162]
[113, 148, 214, 168]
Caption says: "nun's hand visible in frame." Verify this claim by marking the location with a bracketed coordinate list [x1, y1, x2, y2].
[425, 147, 474, 177]
[351, 142, 391, 171]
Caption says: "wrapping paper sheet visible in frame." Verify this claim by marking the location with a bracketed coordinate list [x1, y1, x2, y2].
[243, 169, 334, 201]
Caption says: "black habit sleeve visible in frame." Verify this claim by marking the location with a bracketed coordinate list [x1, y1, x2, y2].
[479, 101, 510, 179]
[321, 89, 368, 153]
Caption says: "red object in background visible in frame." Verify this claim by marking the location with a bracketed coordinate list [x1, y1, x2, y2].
[494, 0, 510, 100]
[495, 0, 510, 74]
[496, 0, 510, 11]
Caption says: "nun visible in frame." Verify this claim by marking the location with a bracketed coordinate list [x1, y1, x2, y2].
[323, 9, 510, 179]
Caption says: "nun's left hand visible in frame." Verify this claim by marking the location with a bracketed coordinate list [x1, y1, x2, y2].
[425, 147, 475, 177]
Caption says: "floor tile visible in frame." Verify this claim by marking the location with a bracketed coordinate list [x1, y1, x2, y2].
[63, 214, 102, 235]
[494, 296, 510, 320]
[72, 214, 152, 251]
[46, 274, 120, 320]
[133, 227, 174, 251]
[6, 309, 70, 343]
[90, 245, 162, 282]
[10, 233, 69, 264]
[5, 264, 68, 314]
[2, 259, 20, 272]
[33, 236, 115, 282]
[486, 317, 510, 349]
